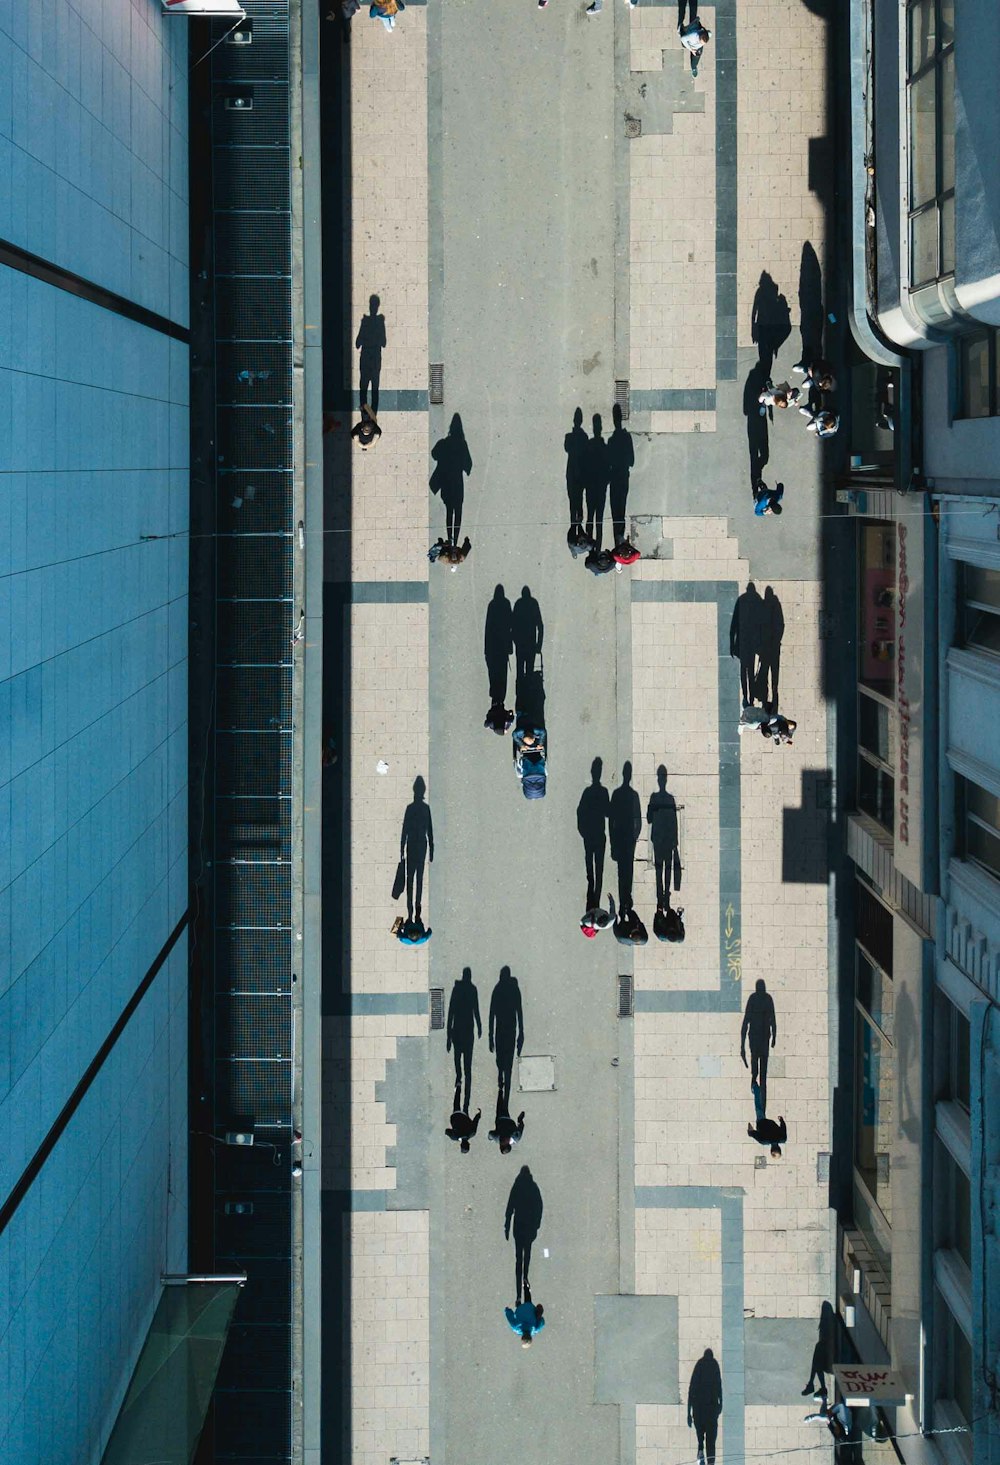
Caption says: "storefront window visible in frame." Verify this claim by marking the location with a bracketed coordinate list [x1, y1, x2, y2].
[907, 1, 955, 287]
[859, 524, 896, 698]
[855, 1009, 895, 1225]
[935, 1139, 972, 1271]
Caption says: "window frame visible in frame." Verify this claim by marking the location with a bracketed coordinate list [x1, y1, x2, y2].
[956, 773, 1000, 885]
[906, 0, 956, 289]
[957, 330, 1000, 420]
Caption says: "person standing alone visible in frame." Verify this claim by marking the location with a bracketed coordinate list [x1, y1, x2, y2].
[688, 1347, 723, 1465]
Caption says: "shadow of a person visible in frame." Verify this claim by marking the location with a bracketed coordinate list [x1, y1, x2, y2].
[609, 761, 642, 914]
[356, 293, 386, 416]
[400, 776, 433, 919]
[801, 1300, 838, 1399]
[485, 584, 514, 705]
[511, 587, 544, 699]
[797, 240, 825, 372]
[729, 581, 764, 708]
[430, 413, 473, 544]
[577, 757, 611, 909]
[489, 965, 524, 1110]
[564, 407, 588, 530]
[607, 402, 635, 548]
[687, 1347, 723, 1465]
[515, 668, 546, 728]
[646, 765, 681, 907]
[447, 967, 481, 1114]
[742, 365, 770, 487]
[750, 271, 791, 375]
[504, 1165, 543, 1306]
[585, 413, 609, 549]
[759, 586, 785, 708]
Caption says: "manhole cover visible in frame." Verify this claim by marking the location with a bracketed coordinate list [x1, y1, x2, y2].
[625, 114, 641, 139]
[518, 1055, 556, 1091]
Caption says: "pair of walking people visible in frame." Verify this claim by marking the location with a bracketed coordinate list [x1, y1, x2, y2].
[445, 967, 526, 1153]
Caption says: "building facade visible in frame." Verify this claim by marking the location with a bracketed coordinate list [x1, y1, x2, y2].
[0, 2, 190, 1460]
[839, 2, 1000, 1462]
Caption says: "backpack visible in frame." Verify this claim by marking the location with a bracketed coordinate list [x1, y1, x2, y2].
[522, 770, 547, 800]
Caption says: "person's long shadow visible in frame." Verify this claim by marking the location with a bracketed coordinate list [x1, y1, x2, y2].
[798, 240, 825, 371]
[742, 364, 770, 486]
[447, 967, 481, 1114]
[609, 761, 642, 914]
[802, 1300, 838, 1395]
[730, 581, 764, 707]
[485, 585, 513, 705]
[750, 270, 791, 375]
[759, 586, 785, 709]
[564, 406, 588, 530]
[355, 293, 385, 415]
[430, 413, 473, 544]
[585, 413, 609, 549]
[688, 1347, 724, 1465]
[399, 776, 433, 919]
[646, 765, 681, 908]
[512, 587, 544, 713]
[608, 402, 634, 547]
[577, 757, 611, 909]
[505, 1165, 544, 1304]
[489, 965, 524, 1111]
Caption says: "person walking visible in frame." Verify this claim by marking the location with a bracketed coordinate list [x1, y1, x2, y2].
[484, 701, 514, 736]
[678, 4, 710, 76]
[505, 1298, 545, 1346]
[504, 1165, 543, 1304]
[792, 358, 836, 392]
[446, 968, 481, 1115]
[740, 978, 777, 1116]
[489, 966, 524, 1111]
[369, 0, 404, 29]
[759, 711, 796, 745]
[799, 406, 840, 437]
[393, 916, 431, 946]
[351, 402, 382, 449]
[429, 413, 473, 546]
[757, 379, 800, 414]
[430, 535, 472, 569]
[753, 481, 784, 517]
[585, 546, 616, 575]
[445, 1107, 480, 1153]
[489, 1096, 526, 1155]
[653, 902, 685, 942]
[580, 897, 615, 938]
[747, 1113, 787, 1156]
[687, 1348, 723, 1465]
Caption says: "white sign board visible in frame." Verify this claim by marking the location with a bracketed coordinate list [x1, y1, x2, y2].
[162, 0, 246, 14]
[834, 1366, 909, 1405]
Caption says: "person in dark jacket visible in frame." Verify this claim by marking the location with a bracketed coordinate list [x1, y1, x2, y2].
[687, 1347, 723, 1465]
[747, 1114, 787, 1156]
[489, 1097, 525, 1156]
[740, 978, 777, 1114]
[504, 1165, 543, 1304]
[445, 1107, 480, 1153]
[489, 966, 524, 1110]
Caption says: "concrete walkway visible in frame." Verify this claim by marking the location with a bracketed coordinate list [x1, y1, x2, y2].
[329, 3, 837, 1463]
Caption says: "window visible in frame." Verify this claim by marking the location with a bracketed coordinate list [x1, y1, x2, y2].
[960, 563, 1000, 653]
[937, 995, 971, 1112]
[855, 1009, 894, 1224]
[935, 1140, 972, 1270]
[859, 524, 896, 699]
[959, 331, 1000, 419]
[858, 691, 895, 834]
[956, 773, 1000, 883]
[907, 0, 955, 287]
[935, 1290, 973, 1429]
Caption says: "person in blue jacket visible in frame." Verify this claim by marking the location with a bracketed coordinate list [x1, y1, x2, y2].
[505, 1299, 545, 1348]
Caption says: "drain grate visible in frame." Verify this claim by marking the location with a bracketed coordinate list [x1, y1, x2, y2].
[429, 363, 444, 404]
[429, 988, 445, 1030]
[615, 379, 630, 419]
[618, 974, 634, 1017]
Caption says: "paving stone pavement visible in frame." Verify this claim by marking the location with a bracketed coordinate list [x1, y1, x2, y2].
[332, 3, 837, 1463]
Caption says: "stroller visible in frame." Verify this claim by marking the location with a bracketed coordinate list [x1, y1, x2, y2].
[512, 722, 547, 800]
